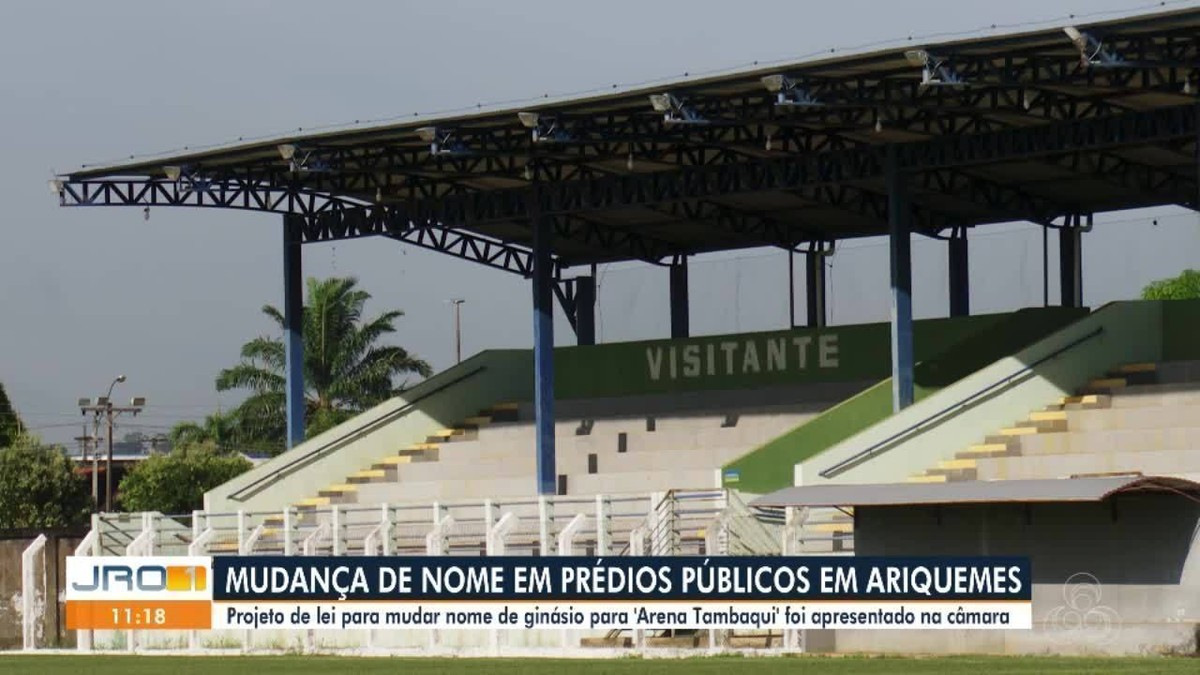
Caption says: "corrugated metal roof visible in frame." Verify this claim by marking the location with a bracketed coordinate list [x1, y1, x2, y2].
[751, 476, 1200, 508]
[54, 8, 1200, 266]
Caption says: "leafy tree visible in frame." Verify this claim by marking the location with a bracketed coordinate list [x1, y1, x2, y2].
[118, 442, 252, 514]
[217, 277, 431, 452]
[168, 412, 237, 450]
[0, 437, 91, 529]
[1142, 269, 1200, 300]
[0, 382, 22, 448]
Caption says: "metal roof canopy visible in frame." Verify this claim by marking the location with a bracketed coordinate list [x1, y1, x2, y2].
[751, 476, 1200, 508]
[57, 8, 1200, 274]
[51, 8, 1200, 491]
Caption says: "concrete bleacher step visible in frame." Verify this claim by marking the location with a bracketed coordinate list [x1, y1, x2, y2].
[1080, 376, 1128, 394]
[425, 427, 478, 443]
[348, 469, 388, 484]
[1049, 394, 1112, 411]
[483, 402, 521, 422]
[318, 484, 357, 498]
[295, 496, 330, 510]
[975, 447, 1200, 481]
[1111, 362, 1157, 376]
[956, 443, 1018, 459]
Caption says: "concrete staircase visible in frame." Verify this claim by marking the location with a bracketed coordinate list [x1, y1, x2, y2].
[289, 394, 842, 512]
[908, 360, 1200, 484]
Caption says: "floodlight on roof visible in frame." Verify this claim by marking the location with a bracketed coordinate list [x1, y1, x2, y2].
[762, 74, 823, 108]
[162, 165, 182, 181]
[78, 398, 91, 408]
[761, 74, 787, 93]
[416, 127, 470, 156]
[518, 112, 571, 143]
[904, 50, 930, 67]
[648, 92, 709, 126]
[276, 144, 329, 172]
[904, 49, 968, 88]
[131, 397, 146, 407]
[1063, 26, 1127, 69]
[648, 94, 673, 113]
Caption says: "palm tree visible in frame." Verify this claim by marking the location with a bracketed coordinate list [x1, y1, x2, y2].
[217, 277, 432, 452]
[168, 412, 237, 450]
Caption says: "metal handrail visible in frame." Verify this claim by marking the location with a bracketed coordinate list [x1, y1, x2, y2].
[229, 365, 487, 501]
[819, 326, 1104, 479]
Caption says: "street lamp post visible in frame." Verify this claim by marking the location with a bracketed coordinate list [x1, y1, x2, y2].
[79, 375, 145, 512]
[451, 299, 465, 364]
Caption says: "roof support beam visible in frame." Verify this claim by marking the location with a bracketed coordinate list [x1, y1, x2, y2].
[368, 104, 1196, 230]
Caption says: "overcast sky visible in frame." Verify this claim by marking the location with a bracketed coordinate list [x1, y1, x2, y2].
[2, 0, 1198, 445]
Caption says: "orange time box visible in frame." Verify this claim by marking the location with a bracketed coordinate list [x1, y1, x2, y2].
[66, 600, 212, 630]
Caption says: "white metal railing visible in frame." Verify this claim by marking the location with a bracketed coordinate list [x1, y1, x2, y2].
[21, 534, 47, 651]
[52, 488, 796, 655]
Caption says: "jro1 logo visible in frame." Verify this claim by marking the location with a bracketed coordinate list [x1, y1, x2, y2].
[73, 564, 206, 592]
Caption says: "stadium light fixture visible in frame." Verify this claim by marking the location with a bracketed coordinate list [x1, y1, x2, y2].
[761, 74, 823, 108]
[1063, 26, 1128, 69]
[517, 111, 571, 143]
[276, 143, 329, 172]
[648, 93, 709, 126]
[162, 165, 182, 181]
[904, 49, 968, 89]
[416, 126, 470, 156]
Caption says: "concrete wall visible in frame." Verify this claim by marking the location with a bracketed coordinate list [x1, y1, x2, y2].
[0, 530, 85, 650]
[837, 494, 1200, 655]
[726, 307, 1086, 494]
[206, 350, 532, 513]
[798, 301, 1164, 487]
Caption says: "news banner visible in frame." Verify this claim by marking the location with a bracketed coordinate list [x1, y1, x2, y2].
[65, 556, 1031, 632]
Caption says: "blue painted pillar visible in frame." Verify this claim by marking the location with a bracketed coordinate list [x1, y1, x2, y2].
[887, 147, 914, 412]
[530, 187, 557, 495]
[669, 257, 689, 338]
[283, 215, 305, 448]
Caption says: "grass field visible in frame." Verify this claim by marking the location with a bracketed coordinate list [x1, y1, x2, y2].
[1, 656, 1197, 675]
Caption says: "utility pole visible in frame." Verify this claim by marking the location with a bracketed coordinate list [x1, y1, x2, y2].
[79, 375, 145, 512]
[451, 299, 465, 364]
[73, 426, 100, 505]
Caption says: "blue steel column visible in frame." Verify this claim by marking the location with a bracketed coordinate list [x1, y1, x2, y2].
[887, 147, 915, 412]
[283, 214, 305, 448]
[530, 186, 557, 495]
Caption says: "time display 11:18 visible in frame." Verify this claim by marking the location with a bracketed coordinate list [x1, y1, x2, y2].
[112, 606, 167, 626]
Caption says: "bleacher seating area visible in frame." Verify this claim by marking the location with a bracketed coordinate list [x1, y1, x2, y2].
[307, 381, 869, 510]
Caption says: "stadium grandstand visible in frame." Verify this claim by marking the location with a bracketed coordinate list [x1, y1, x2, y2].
[18, 5, 1200, 657]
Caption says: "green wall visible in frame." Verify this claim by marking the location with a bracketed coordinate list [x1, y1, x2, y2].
[720, 306, 1090, 494]
[1161, 299, 1200, 361]
[554, 313, 1010, 399]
